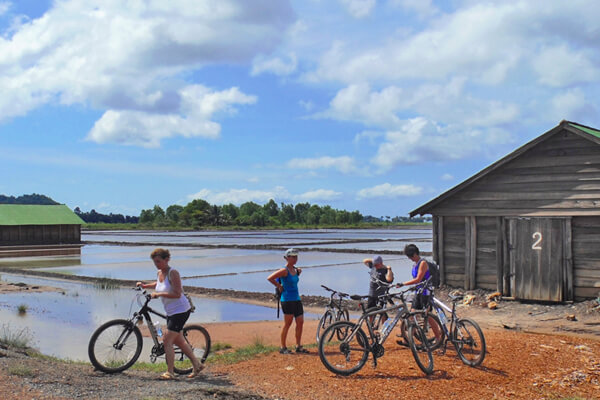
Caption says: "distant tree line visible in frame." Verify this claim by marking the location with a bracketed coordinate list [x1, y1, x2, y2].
[74, 207, 139, 224]
[0, 193, 59, 205]
[138, 199, 364, 228]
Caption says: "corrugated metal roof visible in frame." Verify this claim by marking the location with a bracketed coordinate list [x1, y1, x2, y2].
[568, 122, 600, 139]
[0, 204, 85, 225]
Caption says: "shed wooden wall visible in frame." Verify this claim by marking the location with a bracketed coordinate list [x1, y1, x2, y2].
[441, 216, 466, 287]
[572, 217, 600, 299]
[0, 225, 81, 245]
[430, 130, 600, 217]
[474, 217, 498, 290]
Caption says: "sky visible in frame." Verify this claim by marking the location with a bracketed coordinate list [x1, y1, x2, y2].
[1, 0, 600, 218]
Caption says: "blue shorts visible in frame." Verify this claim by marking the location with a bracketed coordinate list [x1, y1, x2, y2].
[166, 310, 191, 332]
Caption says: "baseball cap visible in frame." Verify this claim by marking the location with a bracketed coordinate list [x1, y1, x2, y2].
[372, 255, 383, 265]
[284, 248, 299, 258]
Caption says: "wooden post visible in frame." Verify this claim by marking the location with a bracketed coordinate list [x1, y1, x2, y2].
[564, 218, 573, 301]
[496, 216, 504, 294]
[432, 215, 438, 262]
[470, 216, 477, 290]
[438, 216, 445, 285]
[465, 217, 471, 289]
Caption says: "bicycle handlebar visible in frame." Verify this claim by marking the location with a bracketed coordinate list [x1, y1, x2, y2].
[320, 285, 349, 298]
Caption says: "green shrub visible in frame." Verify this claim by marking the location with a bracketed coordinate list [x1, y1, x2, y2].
[17, 304, 28, 314]
[0, 324, 33, 349]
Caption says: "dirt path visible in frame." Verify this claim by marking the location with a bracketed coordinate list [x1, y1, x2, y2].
[1, 278, 599, 399]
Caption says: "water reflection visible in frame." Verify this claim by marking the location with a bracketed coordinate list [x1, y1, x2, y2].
[0, 274, 311, 360]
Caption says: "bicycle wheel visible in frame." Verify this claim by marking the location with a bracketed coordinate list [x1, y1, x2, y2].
[88, 319, 143, 373]
[454, 318, 486, 367]
[407, 323, 434, 375]
[173, 325, 211, 374]
[318, 321, 369, 376]
[399, 314, 445, 350]
[336, 308, 350, 322]
[316, 310, 335, 342]
[335, 308, 350, 340]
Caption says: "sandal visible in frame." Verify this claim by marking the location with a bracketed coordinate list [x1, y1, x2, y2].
[159, 371, 176, 380]
[187, 363, 205, 378]
[279, 347, 292, 354]
[295, 346, 309, 354]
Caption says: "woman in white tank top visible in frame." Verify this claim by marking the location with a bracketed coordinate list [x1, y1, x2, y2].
[136, 248, 203, 380]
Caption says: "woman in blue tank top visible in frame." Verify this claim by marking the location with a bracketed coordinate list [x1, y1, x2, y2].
[399, 244, 431, 310]
[267, 248, 308, 354]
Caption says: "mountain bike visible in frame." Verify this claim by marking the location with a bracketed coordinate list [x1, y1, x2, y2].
[426, 290, 486, 366]
[318, 285, 434, 376]
[316, 285, 350, 342]
[396, 281, 486, 366]
[88, 287, 211, 374]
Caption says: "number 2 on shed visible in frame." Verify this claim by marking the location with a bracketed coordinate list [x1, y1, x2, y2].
[531, 232, 542, 250]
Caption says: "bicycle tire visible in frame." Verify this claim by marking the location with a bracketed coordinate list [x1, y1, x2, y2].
[399, 313, 445, 350]
[173, 324, 211, 374]
[88, 319, 143, 373]
[407, 323, 434, 375]
[336, 308, 350, 322]
[316, 310, 336, 342]
[318, 321, 369, 376]
[454, 318, 486, 367]
[335, 308, 350, 340]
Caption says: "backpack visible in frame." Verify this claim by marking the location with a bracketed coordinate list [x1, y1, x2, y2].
[425, 259, 441, 288]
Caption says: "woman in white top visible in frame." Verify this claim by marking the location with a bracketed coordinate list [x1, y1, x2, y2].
[136, 248, 203, 380]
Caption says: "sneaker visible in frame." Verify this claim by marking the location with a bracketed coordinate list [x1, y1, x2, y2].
[279, 347, 292, 354]
[295, 346, 309, 354]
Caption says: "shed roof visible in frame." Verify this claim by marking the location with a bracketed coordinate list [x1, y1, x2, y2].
[0, 204, 85, 225]
[410, 120, 600, 217]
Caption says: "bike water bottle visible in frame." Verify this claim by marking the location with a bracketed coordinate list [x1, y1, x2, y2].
[154, 321, 163, 337]
[438, 311, 447, 325]
[381, 319, 391, 336]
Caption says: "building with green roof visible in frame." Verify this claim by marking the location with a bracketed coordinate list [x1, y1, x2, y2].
[0, 204, 84, 247]
[411, 120, 600, 301]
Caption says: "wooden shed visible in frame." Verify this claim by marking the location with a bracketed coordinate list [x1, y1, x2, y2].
[0, 204, 84, 257]
[411, 120, 600, 301]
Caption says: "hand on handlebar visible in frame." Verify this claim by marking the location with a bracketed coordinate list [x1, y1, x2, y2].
[395, 283, 404, 288]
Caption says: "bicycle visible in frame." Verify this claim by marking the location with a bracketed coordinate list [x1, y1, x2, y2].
[88, 287, 211, 374]
[316, 285, 350, 342]
[397, 280, 486, 366]
[317, 285, 434, 376]
[426, 290, 486, 366]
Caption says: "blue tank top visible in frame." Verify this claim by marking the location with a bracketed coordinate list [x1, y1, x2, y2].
[412, 259, 431, 295]
[279, 268, 300, 302]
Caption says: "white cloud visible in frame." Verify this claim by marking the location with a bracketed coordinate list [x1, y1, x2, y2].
[309, 2, 600, 85]
[0, 0, 294, 140]
[338, 0, 376, 19]
[299, 100, 314, 111]
[87, 85, 256, 147]
[371, 117, 513, 171]
[533, 45, 599, 87]
[287, 156, 360, 174]
[390, 0, 438, 18]
[353, 130, 383, 145]
[357, 183, 423, 199]
[441, 173, 454, 181]
[0, 2, 10, 16]
[188, 186, 291, 205]
[551, 88, 586, 117]
[251, 52, 298, 76]
[296, 189, 342, 202]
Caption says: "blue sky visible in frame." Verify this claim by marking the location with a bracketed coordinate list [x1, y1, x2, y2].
[1, 0, 600, 218]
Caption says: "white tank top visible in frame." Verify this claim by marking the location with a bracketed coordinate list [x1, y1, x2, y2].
[155, 268, 190, 316]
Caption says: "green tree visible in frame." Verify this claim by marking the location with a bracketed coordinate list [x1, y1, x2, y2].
[294, 202, 310, 224]
[208, 205, 224, 226]
[263, 199, 279, 217]
[165, 205, 184, 224]
[180, 199, 211, 227]
[279, 203, 295, 224]
[221, 203, 239, 225]
[239, 201, 261, 217]
[139, 208, 154, 224]
[320, 205, 336, 225]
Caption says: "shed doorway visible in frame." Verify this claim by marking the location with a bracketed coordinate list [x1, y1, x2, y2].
[507, 217, 570, 302]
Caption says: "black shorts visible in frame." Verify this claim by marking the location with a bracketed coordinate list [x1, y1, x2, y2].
[166, 310, 191, 332]
[281, 300, 304, 317]
[412, 294, 431, 310]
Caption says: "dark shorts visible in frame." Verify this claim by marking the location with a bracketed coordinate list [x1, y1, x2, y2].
[281, 300, 303, 317]
[166, 310, 191, 332]
[412, 294, 431, 310]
